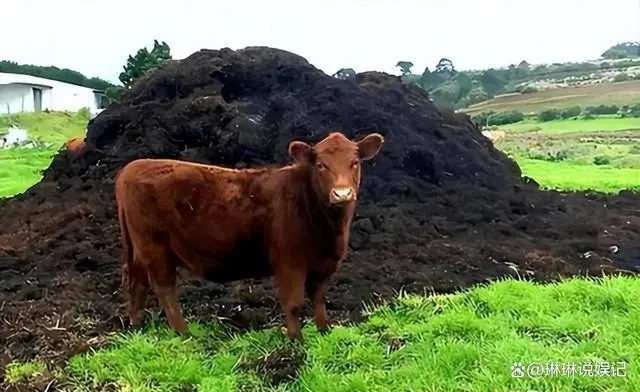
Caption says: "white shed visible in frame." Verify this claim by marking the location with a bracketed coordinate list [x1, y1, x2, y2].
[0, 72, 106, 115]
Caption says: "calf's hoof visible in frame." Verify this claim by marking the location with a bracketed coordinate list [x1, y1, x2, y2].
[281, 326, 304, 344]
[290, 334, 305, 345]
[127, 316, 144, 330]
[171, 322, 189, 335]
[317, 325, 331, 335]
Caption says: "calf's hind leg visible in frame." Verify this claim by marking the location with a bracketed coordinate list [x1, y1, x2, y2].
[124, 259, 150, 328]
[139, 244, 188, 334]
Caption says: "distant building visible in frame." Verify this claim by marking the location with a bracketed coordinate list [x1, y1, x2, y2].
[0, 72, 106, 115]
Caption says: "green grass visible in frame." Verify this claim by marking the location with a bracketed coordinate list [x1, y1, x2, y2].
[4, 361, 47, 384]
[496, 116, 640, 133]
[464, 80, 640, 114]
[0, 110, 89, 146]
[6, 276, 635, 391]
[0, 147, 59, 197]
[488, 116, 640, 191]
[0, 110, 88, 198]
[521, 142, 640, 169]
[516, 158, 640, 192]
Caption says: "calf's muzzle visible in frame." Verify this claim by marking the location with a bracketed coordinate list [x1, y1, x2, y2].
[330, 187, 355, 203]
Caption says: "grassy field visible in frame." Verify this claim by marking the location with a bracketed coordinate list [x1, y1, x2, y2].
[496, 116, 640, 133]
[490, 116, 640, 192]
[0, 148, 59, 197]
[6, 276, 637, 391]
[517, 158, 640, 192]
[0, 110, 88, 197]
[0, 110, 90, 145]
[464, 80, 640, 115]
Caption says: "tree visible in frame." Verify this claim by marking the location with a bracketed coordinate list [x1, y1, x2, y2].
[119, 40, 172, 89]
[460, 87, 489, 107]
[395, 61, 414, 75]
[104, 85, 126, 103]
[0, 60, 112, 91]
[479, 69, 507, 97]
[613, 73, 631, 82]
[419, 66, 445, 90]
[105, 40, 172, 103]
[601, 41, 640, 59]
[453, 72, 472, 98]
[435, 58, 455, 74]
[400, 73, 422, 86]
[430, 81, 461, 107]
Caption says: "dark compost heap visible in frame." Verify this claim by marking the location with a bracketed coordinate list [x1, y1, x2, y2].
[1, 47, 639, 368]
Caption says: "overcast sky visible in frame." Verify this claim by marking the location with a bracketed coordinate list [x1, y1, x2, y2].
[3, 0, 639, 84]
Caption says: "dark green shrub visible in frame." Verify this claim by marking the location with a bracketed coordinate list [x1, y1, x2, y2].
[593, 155, 611, 165]
[613, 73, 631, 82]
[584, 104, 619, 115]
[472, 110, 525, 126]
[537, 109, 561, 122]
[548, 149, 571, 162]
[560, 106, 581, 119]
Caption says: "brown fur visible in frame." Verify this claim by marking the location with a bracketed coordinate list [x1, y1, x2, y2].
[114, 131, 384, 340]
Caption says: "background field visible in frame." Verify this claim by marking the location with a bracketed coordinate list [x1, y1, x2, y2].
[497, 116, 640, 133]
[0, 110, 90, 145]
[490, 115, 640, 192]
[0, 148, 59, 197]
[463, 80, 640, 115]
[2, 105, 640, 391]
[517, 158, 640, 192]
[0, 111, 88, 197]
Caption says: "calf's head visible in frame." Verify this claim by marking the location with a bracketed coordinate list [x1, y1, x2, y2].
[288, 132, 384, 205]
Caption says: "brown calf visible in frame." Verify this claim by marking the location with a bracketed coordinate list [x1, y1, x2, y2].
[114, 131, 384, 340]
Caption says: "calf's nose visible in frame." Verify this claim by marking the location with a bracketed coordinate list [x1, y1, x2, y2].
[330, 187, 355, 203]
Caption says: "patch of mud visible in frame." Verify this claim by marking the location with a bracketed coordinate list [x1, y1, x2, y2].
[237, 344, 306, 386]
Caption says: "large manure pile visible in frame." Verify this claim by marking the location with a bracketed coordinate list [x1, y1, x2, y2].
[1, 47, 639, 366]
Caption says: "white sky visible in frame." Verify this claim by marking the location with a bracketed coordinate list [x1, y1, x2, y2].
[2, 0, 639, 84]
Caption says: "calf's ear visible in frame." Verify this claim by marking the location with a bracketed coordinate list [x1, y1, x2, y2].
[357, 133, 384, 161]
[288, 140, 312, 162]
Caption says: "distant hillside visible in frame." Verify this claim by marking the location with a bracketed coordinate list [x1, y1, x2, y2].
[602, 41, 640, 59]
[361, 41, 640, 110]
[0, 60, 113, 91]
[462, 80, 640, 115]
[4, 40, 639, 112]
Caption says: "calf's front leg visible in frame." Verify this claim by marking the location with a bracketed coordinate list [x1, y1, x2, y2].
[274, 264, 307, 342]
[305, 274, 331, 333]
